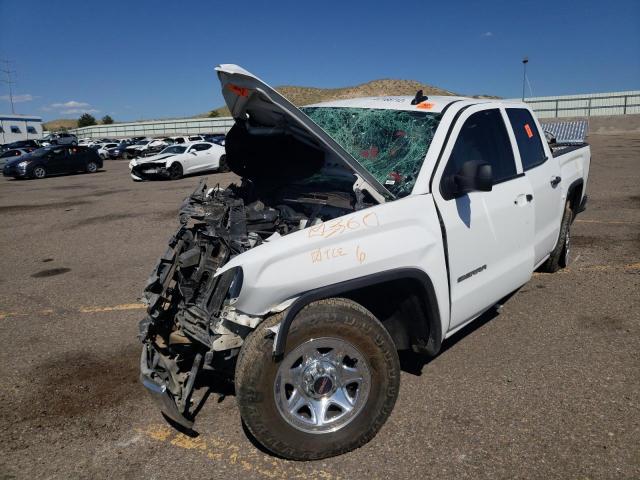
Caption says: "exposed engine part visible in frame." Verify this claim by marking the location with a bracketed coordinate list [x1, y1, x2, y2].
[139, 176, 366, 424]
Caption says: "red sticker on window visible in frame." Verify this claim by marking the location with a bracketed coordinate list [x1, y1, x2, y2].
[227, 84, 249, 97]
[524, 123, 534, 138]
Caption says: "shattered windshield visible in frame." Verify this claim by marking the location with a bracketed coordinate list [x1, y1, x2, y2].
[301, 107, 441, 197]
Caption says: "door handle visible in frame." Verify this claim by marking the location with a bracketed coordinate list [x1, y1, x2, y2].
[550, 176, 561, 187]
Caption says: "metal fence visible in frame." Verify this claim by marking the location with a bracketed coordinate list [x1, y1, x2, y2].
[69, 116, 234, 139]
[523, 91, 640, 118]
[67, 90, 640, 138]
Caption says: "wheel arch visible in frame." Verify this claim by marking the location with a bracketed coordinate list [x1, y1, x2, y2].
[272, 268, 442, 359]
[166, 158, 183, 169]
[566, 178, 584, 214]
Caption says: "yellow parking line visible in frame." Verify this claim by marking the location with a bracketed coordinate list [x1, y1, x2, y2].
[79, 303, 146, 313]
[576, 219, 638, 225]
[137, 424, 340, 479]
[0, 303, 146, 320]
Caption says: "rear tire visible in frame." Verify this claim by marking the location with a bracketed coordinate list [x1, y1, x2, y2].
[235, 298, 400, 460]
[542, 202, 573, 272]
[218, 155, 229, 173]
[32, 166, 46, 179]
[168, 163, 183, 180]
[86, 161, 98, 173]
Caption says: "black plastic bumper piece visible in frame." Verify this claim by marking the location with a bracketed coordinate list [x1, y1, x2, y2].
[139, 348, 194, 429]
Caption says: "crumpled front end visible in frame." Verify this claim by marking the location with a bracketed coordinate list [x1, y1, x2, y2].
[130, 162, 171, 180]
[137, 158, 370, 426]
[138, 180, 259, 427]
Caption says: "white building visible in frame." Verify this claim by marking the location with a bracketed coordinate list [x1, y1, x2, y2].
[0, 114, 44, 144]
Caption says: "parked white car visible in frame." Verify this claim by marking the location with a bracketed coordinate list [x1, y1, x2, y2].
[169, 135, 205, 144]
[124, 139, 151, 158]
[128, 141, 227, 180]
[138, 64, 590, 460]
[96, 143, 118, 159]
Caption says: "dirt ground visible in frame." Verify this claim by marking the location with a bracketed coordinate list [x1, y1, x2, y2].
[0, 133, 638, 479]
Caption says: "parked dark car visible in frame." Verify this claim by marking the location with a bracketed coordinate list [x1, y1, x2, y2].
[3, 146, 102, 179]
[1, 139, 41, 152]
[0, 147, 36, 168]
[203, 134, 225, 146]
[108, 142, 129, 159]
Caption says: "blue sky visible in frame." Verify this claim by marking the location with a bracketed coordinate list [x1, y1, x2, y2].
[1, 0, 638, 121]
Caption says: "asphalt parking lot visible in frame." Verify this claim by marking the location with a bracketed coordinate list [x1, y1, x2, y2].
[0, 132, 638, 479]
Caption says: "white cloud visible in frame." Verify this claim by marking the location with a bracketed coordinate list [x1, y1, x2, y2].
[50, 100, 91, 109]
[61, 108, 100, 114]
[0, 93, 35, 103]
[44, 100, 100, 115]
[481, 31, 493, 37]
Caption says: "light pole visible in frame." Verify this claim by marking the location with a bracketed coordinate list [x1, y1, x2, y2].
[522, 57, 529, 102]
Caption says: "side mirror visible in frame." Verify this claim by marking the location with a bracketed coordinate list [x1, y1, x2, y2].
[443, 160, 493, 199]
[190, 150, 197, 155]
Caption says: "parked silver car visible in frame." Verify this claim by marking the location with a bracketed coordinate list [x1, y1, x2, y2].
[41, 133, 78, 146]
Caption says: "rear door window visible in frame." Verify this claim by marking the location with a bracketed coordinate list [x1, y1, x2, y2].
[191, 143, 211, 151]
[443, 109, 517, 185]
[506, 108, 547, 170]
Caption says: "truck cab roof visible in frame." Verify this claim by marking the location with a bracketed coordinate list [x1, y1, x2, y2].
[305, 96, 530, 114]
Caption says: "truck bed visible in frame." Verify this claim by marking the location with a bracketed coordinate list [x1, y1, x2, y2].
[551, 143, 589, 158]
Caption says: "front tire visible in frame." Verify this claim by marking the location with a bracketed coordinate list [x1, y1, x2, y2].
[218, 154, 229, 173]
[32, 166, 46, 179]
[235, 298, 400, 460]
[542, 201, 573, 272]
[168, 163, 183, 180]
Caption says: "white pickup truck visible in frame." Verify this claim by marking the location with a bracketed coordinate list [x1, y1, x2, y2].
[138, 65, 590, 460]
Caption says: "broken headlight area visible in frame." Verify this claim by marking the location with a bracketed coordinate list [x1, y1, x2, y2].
[138, 175, 366, 427]
[131, 163, 170, 180]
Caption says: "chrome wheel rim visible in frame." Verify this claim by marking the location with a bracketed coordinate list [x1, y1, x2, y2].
[34, 167, 45, 178]
[274, 337, 371, 434]
[87, 162, 97, 172]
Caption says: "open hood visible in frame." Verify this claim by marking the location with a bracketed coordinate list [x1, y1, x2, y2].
[215, 64, 393, 202]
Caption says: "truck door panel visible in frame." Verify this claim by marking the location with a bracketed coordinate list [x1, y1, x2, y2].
[432, 107, 535, 330]
[506, 108, 562, 265]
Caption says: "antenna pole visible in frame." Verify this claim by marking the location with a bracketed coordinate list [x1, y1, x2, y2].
[1, 60, 17, 114]
[521, 57, 529, 102]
